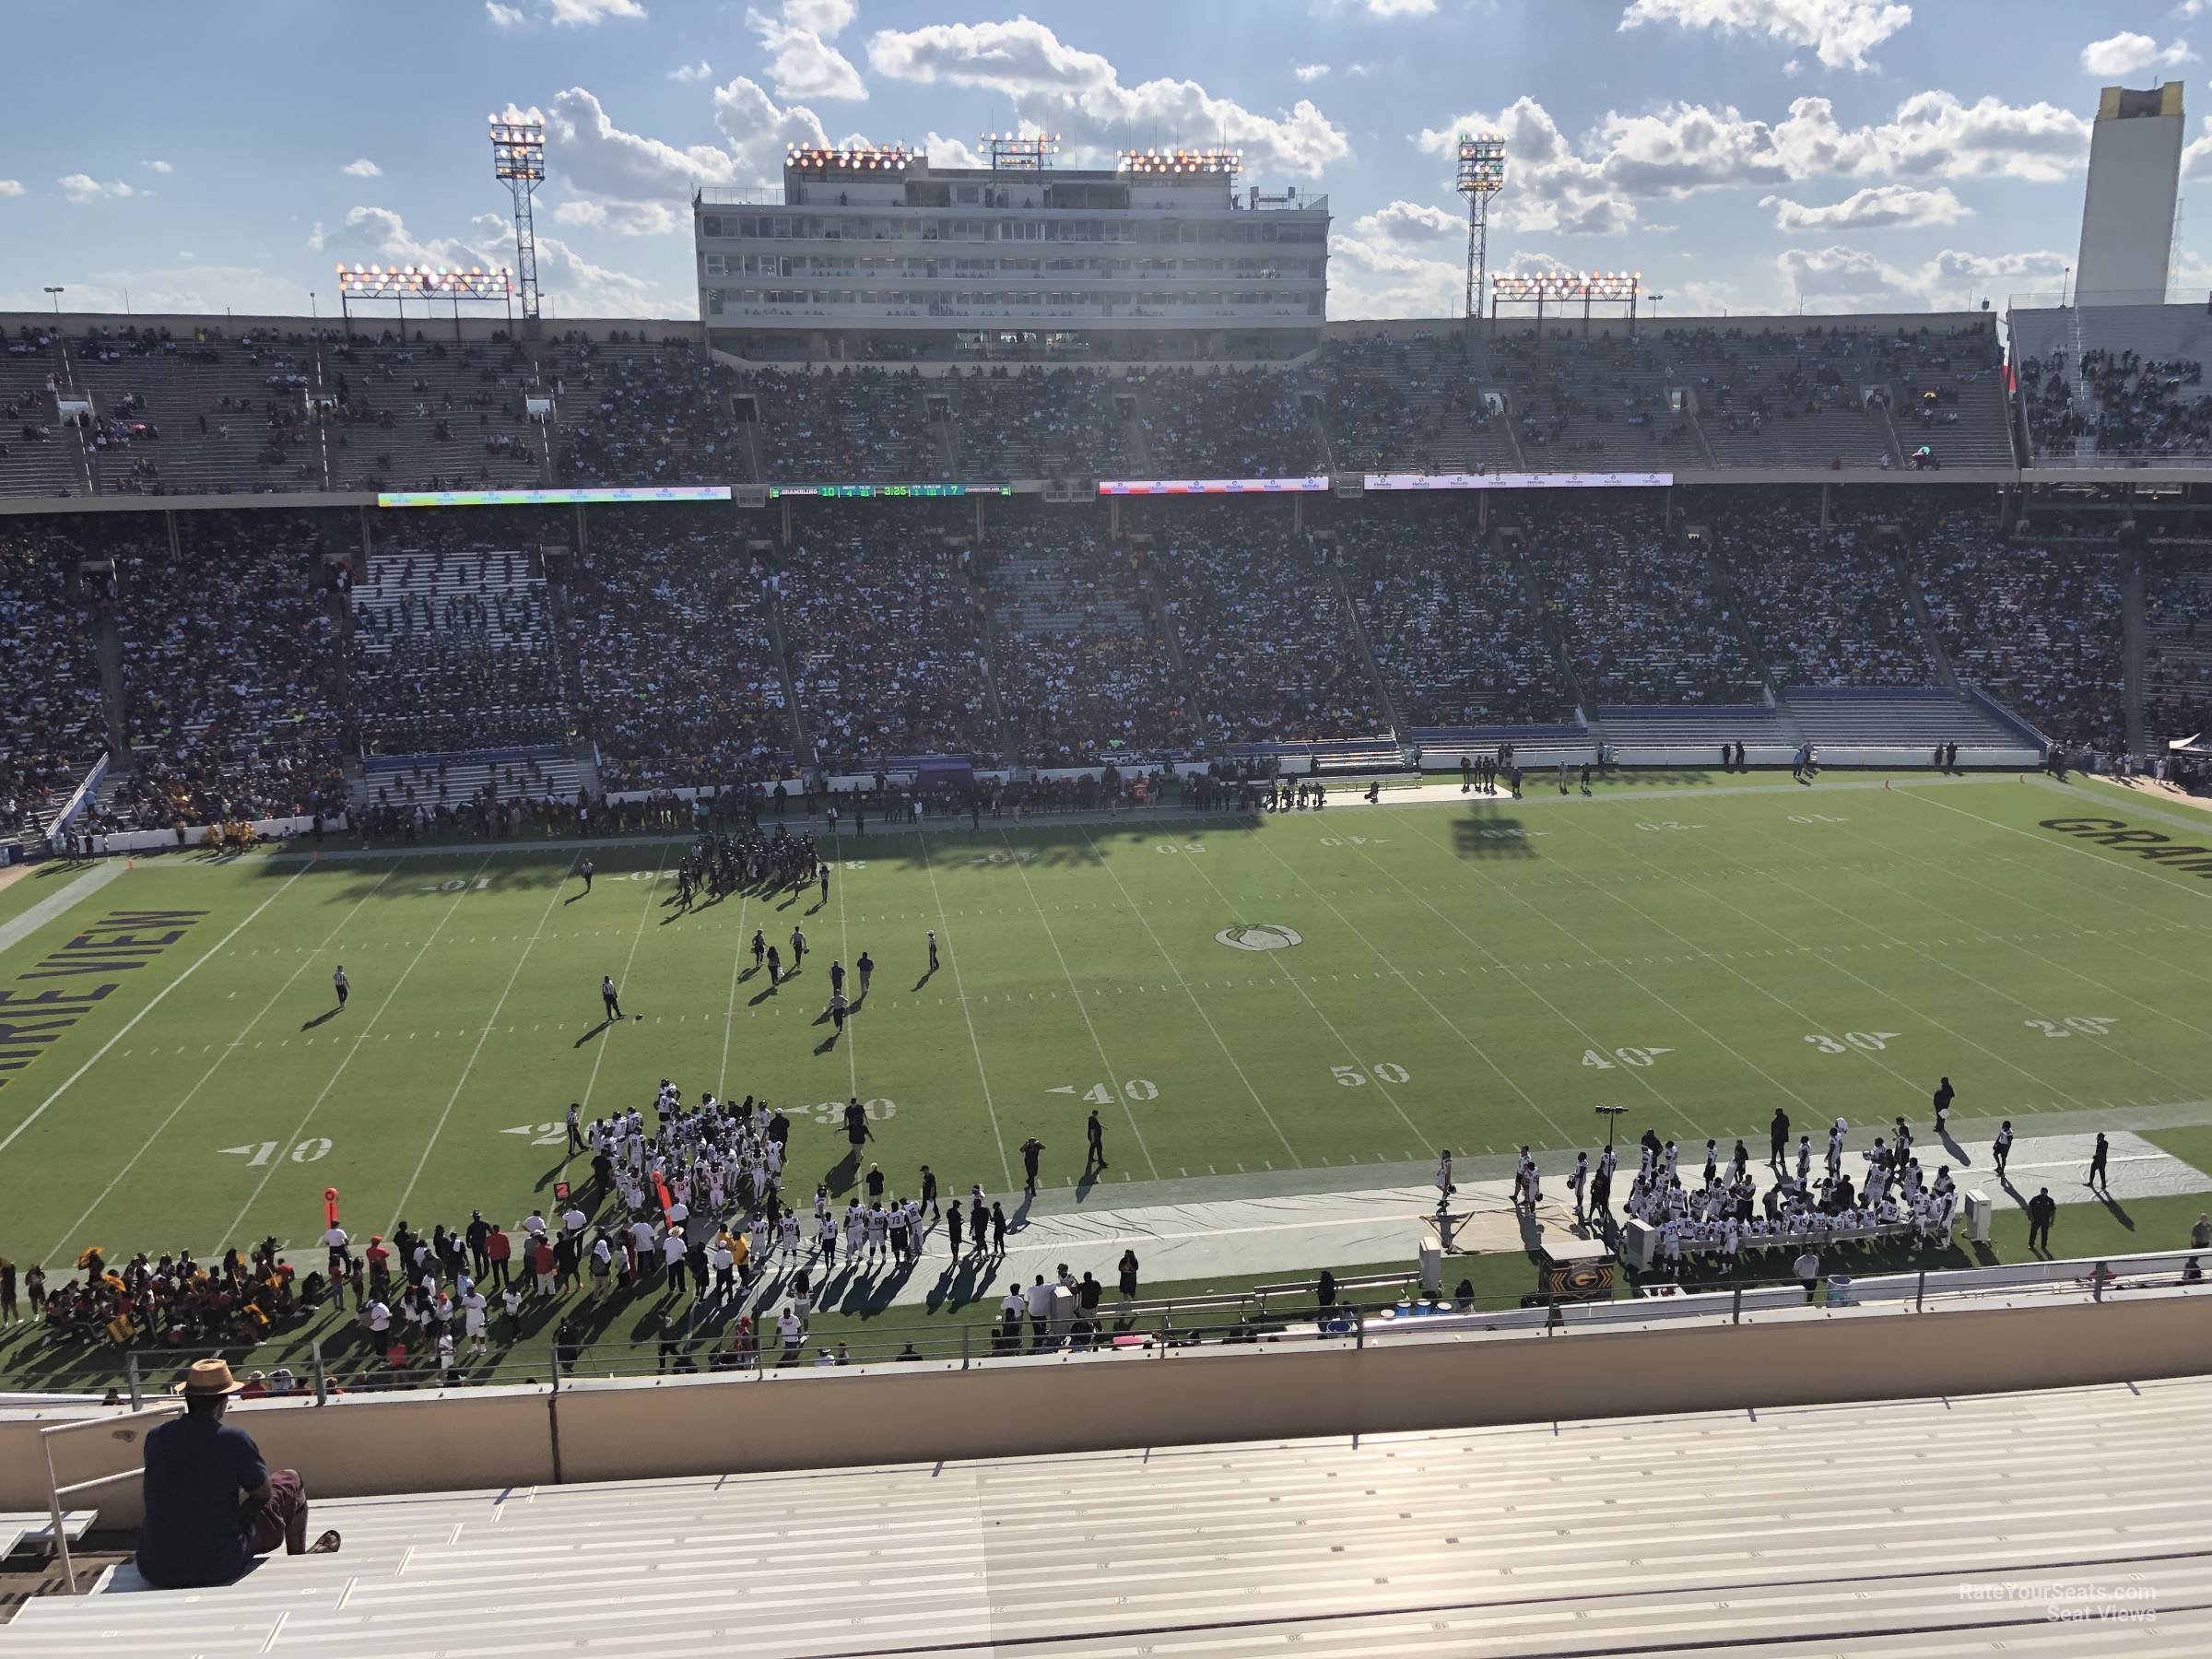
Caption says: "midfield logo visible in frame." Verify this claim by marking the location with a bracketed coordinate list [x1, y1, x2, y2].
[1215, 924, 1303, 951]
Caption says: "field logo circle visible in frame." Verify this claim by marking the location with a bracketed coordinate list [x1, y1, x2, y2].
[1216, 923, 1302, 952]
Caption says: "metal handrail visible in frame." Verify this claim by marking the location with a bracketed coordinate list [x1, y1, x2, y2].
[41, 1399, 184, 1592]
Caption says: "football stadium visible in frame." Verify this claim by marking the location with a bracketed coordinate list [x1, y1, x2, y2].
[2, 4, 2212, 1652]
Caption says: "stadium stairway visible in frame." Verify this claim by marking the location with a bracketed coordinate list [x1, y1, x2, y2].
[1778, 686, 2039, 750]
[14, 1376, 2212, 1655]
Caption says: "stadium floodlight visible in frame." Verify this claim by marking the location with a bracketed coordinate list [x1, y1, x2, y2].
[1456, 134, 1507, 325]
[982, 133, 1060, 171]
[785, 142, 912, 171]
[1490, 269, 1642, 336]
[335, 263, 517, 340]
[1116, 147, 1242, 179]
[489, 112, 545, 331]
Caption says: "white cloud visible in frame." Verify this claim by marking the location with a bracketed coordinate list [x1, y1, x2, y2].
[1353, 199, 1461, 241]
[485, 1, 524, 24]
[920, 131, 989, 169]
[709, 76, 834, 178]
[1776, 243, 1907, 305]
[142, 159, 173, 174]
[3, 263, 308, 316]
[1345, 63, 1374, 76]
[553, 197, 687, 235]
[341, 158, 383, 178]
[58, 174, 135, 203]
[1360, 0, 1437, 16]
[549, 86, 744, 194]
[749, 0, 867, 100]
[2183, 115, 2212, 178]
[2078, 31, 2197, 75]
[304, 205, 681, 316]
[1762, 182, 1968, 230]
[1330, 235, 1461, 318]
[865, 18, 1349, 176]
[550, 0, 646, 24]
[1782, 56, 1804, 75]
[1293, 64, 1331, 82]
[0, 180, 23, 197]
[1777, 242, 2068, 308]
[1618, 0, 1912, 71]
[668, 60, 713, 82]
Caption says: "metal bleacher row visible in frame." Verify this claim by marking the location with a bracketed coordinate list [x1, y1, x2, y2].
[12, 1375, 2212, 1655]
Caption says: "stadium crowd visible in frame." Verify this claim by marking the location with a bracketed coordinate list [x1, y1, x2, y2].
[2019, 346, 2212, 459]
[0, 522, 109, 836]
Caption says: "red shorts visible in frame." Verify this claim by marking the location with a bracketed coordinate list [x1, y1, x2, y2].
[246, 1468, 309, 1555]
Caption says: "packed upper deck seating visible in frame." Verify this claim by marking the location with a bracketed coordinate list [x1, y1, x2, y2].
[1915, 529, 2124, 747]
[1149, 503, 1385, 743]
[1694, 488, 1937, 687]
[1336, 500, 1570, 725]
[1318, 332, 1520, 474]
[984, 516, 1196, 761]
[547, 335, 746, 486]
[1136, 368, 1322, 477]
[0, 521, 110, 836]
[754, 367, 946, 481]
[2144, 539, 2212, 739]
[775, 508, 994, 769]
[944, 366, 1127, 479]
[96, 514, 347, 829]
[1521, 496, 1765, 703]
[563, 506, 790, 790]
[2018, 346, 2212, 459]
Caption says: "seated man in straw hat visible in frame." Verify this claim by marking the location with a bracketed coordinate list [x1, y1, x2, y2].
[136, 1359, 339, 1587]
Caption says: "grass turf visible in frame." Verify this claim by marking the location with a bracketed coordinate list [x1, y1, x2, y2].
[3, 768, 2210, 1315]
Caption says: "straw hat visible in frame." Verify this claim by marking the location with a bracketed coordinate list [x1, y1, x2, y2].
[174, 1359, 246, 1397]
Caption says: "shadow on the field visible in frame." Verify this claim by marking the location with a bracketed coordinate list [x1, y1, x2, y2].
[300, 1006, 341, 1031]
[1450, 812, 1542, 860]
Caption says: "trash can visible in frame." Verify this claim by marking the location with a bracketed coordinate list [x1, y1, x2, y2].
[1827, 1274, 1854, 1307]
[1419, 1241, 1442, 1296]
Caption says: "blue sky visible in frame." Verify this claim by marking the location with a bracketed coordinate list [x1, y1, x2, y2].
[1, 0, 2206, 323]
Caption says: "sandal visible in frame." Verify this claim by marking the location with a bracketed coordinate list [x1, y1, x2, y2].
[308, 1529, 342, 1555]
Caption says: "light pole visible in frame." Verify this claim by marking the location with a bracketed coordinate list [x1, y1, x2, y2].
[42, 285, 64, 319]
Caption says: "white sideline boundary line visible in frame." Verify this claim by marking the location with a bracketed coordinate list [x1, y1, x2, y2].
[829, 829, 858, 1100]
[46, 859, 402, 1259]
[1076, 825, 1300, 1165]
[387, 850, 580, 1230]
[1167, 833, 1449, 1150]
[0, 861, 125, 957]
[917, 835, 1013, 1190]
[0, 861, 312, 1162]
[208, 853, 497, 1251]
[997, 830, 1161, 1182]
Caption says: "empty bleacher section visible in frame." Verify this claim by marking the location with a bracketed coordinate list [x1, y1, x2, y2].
[754, 366, 946, 481]
[1784, 685, 2037, 751]
[0, 521, 110, 840]
[778, 507, 994, 770]
[94, 515, 347, 830]
[944, 365, 1126, 480]
[1135, 366, 1321, 477]
[983, 512, 1196, 762]
[357, 751, 585, 832]
[1320, 330, 1520, 473]
[347, 533, 568, 757]
[321, 335, 546, 494]
[1522, 495, 1765, 703]
[2145, 537, 2212, 738]
[1697, 489, 1937, 686]
[1336, 500, 1571, 725]
[18, 1378, 2212, 1656]
[62, 327, 325, 496]
[564, 507, 789, 791]
[1148, 502, 1387, 744]
[1916, 532, 2123, 747]
[2011, 303, 2212, 464]
[1, 335, 92, 497]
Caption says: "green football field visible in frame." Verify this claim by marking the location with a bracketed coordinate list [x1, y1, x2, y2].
[3, 769, 2209, 1270]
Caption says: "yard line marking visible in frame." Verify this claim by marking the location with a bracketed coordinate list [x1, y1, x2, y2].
[1578, 814, 2087, 1112]
[829, 833, 859, 1099]
[43, 860, 402, 1257]
[1814, 813, 2212, 1072]
[0, 859, 316, 1163]
[575, 846, 667, 1118]
[1170, 836, 1444, 1147]
[206, 853, 497, 1252]
[387, 850, 580, 1230]
[1903, 783, 2212, 920]
[1077, 826, 1298, 1163]
[716, 887, 754, 1088]
[996, 830, 1159, 1181]
[917, 834, 1014, 1190]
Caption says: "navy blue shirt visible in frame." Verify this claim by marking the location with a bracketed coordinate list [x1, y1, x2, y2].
[136, 1411, 266, 1587]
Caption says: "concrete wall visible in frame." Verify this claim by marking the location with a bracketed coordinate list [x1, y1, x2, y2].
[8, 1288, 2209, 1520]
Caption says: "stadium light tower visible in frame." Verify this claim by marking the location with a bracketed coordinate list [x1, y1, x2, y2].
[489, 112, 545, 335]
[1456, 135, 1507, 328]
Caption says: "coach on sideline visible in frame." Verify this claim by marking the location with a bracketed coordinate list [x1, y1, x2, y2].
[136, 1359, 339, 1587]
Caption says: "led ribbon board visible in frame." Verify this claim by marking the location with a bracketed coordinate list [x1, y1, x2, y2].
[377, 487, 735, 507]
[1361, 472, 1674, 491]
[765, 483, 1013, 499]
[1096, 477, 1331, 496]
